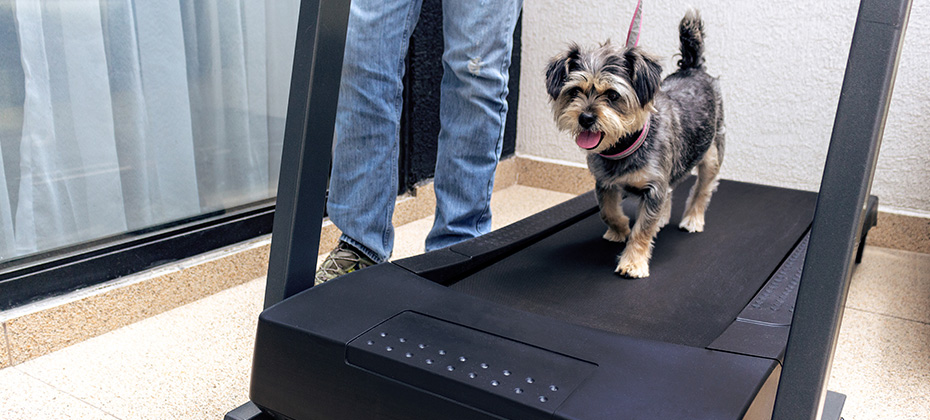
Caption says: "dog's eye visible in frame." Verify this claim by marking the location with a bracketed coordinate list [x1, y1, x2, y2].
[605, 90, 621, 102]
[565, 87, 583, 98]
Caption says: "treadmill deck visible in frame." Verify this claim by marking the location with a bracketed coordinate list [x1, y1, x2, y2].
[450, 179, 817, 347]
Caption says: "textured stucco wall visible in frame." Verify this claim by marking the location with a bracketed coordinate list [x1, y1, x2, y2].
[516, 0, 929, 216]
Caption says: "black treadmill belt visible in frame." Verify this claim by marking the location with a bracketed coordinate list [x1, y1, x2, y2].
[450, 180, 817, 348]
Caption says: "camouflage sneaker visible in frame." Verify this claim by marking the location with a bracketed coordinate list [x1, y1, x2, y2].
[314, 241, 376, 285]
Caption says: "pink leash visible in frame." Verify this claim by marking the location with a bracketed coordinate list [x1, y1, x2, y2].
[599, 0, 649, 160]
[625, 0, 643, 48]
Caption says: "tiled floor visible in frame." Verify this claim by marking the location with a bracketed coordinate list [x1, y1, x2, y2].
[830, 247, 930, 418]
[1, 184, 928, 419]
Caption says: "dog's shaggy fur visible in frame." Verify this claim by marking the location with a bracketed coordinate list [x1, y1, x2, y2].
[545, 10, 725, 278]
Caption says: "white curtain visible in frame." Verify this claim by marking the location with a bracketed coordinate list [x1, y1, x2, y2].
[0, 0, 299, 261]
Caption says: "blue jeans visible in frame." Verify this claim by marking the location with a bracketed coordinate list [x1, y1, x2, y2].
[327, 0, 523, 263]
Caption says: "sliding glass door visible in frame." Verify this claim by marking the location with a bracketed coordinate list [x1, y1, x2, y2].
[0, 0, 299, 262]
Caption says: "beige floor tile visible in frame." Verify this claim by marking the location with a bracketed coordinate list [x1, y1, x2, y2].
[13, 277, 265, 420]
[847, 247, 930, 324]
[830, 308, 930, 419]
[383, 185, 576, 262]
[0, 367, 118, 419]
[488, 184, 577, 228]
[391, 216, 436, 260]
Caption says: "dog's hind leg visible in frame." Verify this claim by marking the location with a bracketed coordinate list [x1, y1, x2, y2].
[679, 139, 721, 233]
[596, 185, 630, 242]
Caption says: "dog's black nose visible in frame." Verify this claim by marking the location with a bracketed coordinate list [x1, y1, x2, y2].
[578, 112, 596, 128]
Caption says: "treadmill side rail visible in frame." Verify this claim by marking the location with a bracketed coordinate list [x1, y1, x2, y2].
[394, 191, 598, 284]
[709, 195, 878, 362]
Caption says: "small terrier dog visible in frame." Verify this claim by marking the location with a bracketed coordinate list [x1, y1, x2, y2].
[545, 10, 724, 278]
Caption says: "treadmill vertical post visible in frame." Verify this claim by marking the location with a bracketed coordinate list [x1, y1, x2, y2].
[263, 0, 350, 309]
[772, 1, 912, 419]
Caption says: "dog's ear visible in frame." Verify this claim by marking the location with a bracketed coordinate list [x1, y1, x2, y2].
[625, 48, 662, 107]
[545, 45, 581, 100]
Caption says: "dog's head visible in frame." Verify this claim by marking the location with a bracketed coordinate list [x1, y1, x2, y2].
[545, 42, 662, 154]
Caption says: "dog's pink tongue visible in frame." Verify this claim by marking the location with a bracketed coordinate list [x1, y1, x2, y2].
[576, 131, 602, 150]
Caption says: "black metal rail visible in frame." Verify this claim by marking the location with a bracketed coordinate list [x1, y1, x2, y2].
[773, 1, 912, 419]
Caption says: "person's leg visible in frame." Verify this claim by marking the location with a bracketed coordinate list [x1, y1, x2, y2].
[326, 0, 423, 263]
[425, 0, 523, 251]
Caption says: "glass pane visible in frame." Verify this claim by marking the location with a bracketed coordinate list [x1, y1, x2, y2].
[0, 0, 299, 261]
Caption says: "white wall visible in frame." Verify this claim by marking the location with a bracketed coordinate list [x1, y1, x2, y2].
[516, 0, 930, 216]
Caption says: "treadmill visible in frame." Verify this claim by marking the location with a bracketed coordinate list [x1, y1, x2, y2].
[227, 1, 911, 419]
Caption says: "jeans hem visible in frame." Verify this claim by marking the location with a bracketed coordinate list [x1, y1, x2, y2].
[339, 234, 388, 264]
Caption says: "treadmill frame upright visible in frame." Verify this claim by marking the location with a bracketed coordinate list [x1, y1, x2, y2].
[772, 1, 912, 419]
[253, 0, 913, 419]
[262, 0, 351, 309]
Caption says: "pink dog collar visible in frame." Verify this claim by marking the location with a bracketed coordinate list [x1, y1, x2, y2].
[599, 119, 650, 160]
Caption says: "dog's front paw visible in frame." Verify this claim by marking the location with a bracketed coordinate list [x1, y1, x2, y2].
[615, 252, 650, 278]
[603, 226, 630, 242]
[679, 213, 705, 233]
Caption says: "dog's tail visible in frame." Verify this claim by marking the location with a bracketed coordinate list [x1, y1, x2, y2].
[677, 9, 705, 70]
